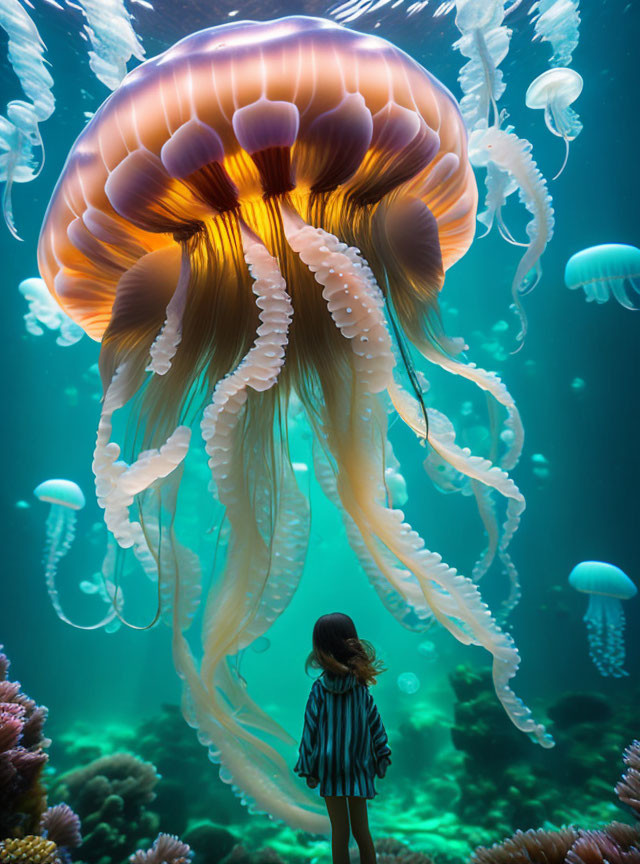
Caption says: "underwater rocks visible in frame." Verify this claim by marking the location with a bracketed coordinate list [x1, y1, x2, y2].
[218, 847, 285, 863]
[55, 752, 160, 863]
[450, 664, 639, 833]
[0, 645, 49, 837]
[183, 822, 237, 862]
[375, 837, 435, 863]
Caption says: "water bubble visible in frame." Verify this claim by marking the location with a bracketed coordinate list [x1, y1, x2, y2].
[397, 672, 420, 694]
[15, 500, 30, 510]
[571, 377, 586, 393]
[251, 636, 271, 654]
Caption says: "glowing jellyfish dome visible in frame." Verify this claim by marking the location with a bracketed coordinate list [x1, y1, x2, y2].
[38, 17, 551, 829]
[569, 561, 637, 678]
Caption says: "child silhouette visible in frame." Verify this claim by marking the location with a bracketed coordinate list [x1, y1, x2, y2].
[295, 613, 391, 864]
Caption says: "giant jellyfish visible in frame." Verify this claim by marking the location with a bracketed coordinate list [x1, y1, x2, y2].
[38, 17, 552, 830]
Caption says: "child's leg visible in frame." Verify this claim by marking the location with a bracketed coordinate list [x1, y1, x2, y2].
[347, 797, 377, 864]
[325, 795, 351, 864]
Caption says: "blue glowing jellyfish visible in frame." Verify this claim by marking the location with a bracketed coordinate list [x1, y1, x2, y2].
[569, 561, 637, 677]
[565, 244, 640, 309]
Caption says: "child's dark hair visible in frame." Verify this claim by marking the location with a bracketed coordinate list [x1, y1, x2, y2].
[305, 612, 385, 686]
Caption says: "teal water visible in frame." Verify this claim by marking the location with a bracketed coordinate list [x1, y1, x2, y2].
[0, 2, 639, 862]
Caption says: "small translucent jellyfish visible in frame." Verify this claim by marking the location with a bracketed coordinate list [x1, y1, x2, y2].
[397, 672, 421, 694]
[417, 640, 438, 663]
[569, 561, 637, 677]
[564, 244, 640, 310]
[34, 479, 85, 613]
[15, 499, 30, 509]
[531, 453, 550, 481]
[526, 68, 583, 179]
[34, 479, 119, 630]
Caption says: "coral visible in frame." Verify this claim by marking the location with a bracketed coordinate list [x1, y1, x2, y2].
[566, 832, 640, 864]
[617, 742, 640, 818]
[0, 835, 61, 863]
[40, 804, 82, 849]
[55, 752, 160, 863]
[0, 646, 49, 837]
[471, 827, 580, 864]
[130, 833, 192, 864]
[470, 740, 640, 864]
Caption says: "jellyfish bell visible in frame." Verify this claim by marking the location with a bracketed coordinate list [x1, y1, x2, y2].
[525, 67, 583, 178]
[569, 561, 637, 678]
[34, 479, 86, 510]
[38, 16, 553, 830]
[564, 244, 640, 310]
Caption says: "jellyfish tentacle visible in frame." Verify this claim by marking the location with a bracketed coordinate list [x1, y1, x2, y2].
[419, 343, 524, 471]
[390, 381, 524, 613]
[280, 208, 548, 745]
[470, 479, 500, 581]
[318, 385, 551, 746]
[313, 441, 433, 631]
[165, 225, 325, 830]
[146, 246, 191, 375]
[280, 203, 395, 394]
[43, 505, 120, 630]
[469, 124, 555, 344]
[93, 362, 191, 592]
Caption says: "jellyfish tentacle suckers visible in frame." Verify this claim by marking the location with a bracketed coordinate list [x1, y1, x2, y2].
[38, 16, 552, 830]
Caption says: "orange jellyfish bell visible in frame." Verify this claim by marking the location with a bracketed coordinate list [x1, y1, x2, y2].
[38, 16, 551, 831]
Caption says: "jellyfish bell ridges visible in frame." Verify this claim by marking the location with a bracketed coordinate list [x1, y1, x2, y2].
[526, 67, 583, 178]
[569, 561, 638, 678]
[38, 16, 553, 830]
[564, 244, 640, 310]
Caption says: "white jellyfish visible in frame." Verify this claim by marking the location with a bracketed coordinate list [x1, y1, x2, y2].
[34, 479, 119, 630]
[526, 68, 583, 179]
[569, 561, 637, 678]
[19, 277, 84, 346]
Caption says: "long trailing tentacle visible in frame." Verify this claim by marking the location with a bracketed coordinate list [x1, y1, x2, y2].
[313, 441, 434, 631]
[93, 361, 191, 629]
[42, 507, 120, 630]
[390, 382, 525, 615]
[281, 203, 552, 748]
[178, 220, 328, 831]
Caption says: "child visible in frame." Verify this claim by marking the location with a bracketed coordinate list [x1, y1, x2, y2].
[295, 612, 391, 864]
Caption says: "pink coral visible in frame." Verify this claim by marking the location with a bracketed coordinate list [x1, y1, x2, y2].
[129, 834, 192, 864]
[40, 804, 82, 849]
[0, 646, 49, 836]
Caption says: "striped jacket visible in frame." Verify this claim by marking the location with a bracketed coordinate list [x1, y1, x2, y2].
[294, 671, 392, 798]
